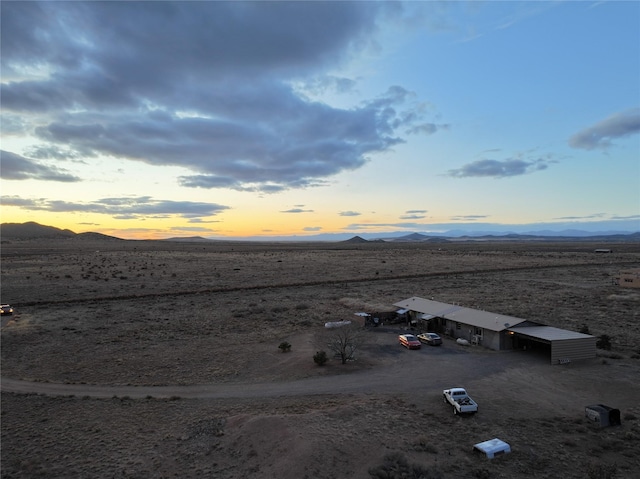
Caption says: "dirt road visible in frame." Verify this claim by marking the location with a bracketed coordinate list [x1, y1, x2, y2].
[0, 342, 520, 397]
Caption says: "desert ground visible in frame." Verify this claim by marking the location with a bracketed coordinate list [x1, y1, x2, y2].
[1, 238, 640, 478]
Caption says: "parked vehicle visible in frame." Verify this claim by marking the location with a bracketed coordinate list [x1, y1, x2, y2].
[417, 332, 442, 346]
[399, 334, 421, 349]
[1, 304, 14, 316]
[443, 387, 478, 415]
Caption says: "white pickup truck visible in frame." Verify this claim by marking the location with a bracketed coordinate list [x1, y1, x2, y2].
[443, 387, 478, 415]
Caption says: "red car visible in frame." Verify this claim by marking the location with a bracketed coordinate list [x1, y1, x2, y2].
[399, 334, 421, 349]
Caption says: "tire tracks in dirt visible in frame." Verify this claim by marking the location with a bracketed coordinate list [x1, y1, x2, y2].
[11, 261, 633, 309]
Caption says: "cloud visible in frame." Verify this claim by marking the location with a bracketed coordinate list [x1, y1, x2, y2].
[553, 213, 607, 220]
[400, 214, 426, 220]
[406, 122, 450, 135]
[186, 218, 221, 224]
[24, 145, 85, 161]
[1, 195, 229, 220]
[280, 208, 314, 214]
[0, 2, 440, 192]
[303, 226, 322, 232]
[449, 215, 489, 221]
[169, 226, 216, 233]
[447, 154, 552, 178]
[611, 214, 640, 221]
[0, 150, 81, 182]
[569, 109, 640, 150]
[1, 114, 29, 135]
[344, 222, 435, 230]
[339, 211, 361, 217]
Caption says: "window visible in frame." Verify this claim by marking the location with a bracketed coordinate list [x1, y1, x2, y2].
[474, 327, 483, 337]
[456, 322, 461, 330]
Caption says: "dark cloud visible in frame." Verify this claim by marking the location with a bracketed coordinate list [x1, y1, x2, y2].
[24, 145, 84, 161]
[280, 208, 314, 214]
[400, 214, 426, 220]
[0, 150, 81, 182]
[569, 109, 640, 150]
[447, 155, 551, 178]
[405, 210, 427, 214]
[1, 2, 439, 191]
[1, 195, 228, 220]
[554, 214, 606, 220]
[339, 211, 361, 217]
[1, 3, 376, 91]
[610, 214, 640, 221]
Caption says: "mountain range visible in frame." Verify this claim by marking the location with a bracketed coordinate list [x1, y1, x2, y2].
[1, 222, 639, 243]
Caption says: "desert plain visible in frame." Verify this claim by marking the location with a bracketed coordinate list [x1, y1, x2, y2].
[1, 238, 640, 478]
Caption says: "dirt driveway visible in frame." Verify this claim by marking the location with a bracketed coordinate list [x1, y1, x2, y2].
[0, 331, 511, 398]
[3, 327, 637, 411]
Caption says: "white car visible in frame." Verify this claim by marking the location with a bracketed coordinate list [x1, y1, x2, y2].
[417, 332, 442, 346]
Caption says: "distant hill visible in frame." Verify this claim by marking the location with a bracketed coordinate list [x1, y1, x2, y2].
[447, 232, 640, 243]
[390, 233, 429, 242]
[76, 232, 123, 241]
[0, 222, 121, 241]
[342, 236, 368, 244]
[383, 232, 450, 243]
[1, 221, 76, 239]
[377, 231, 640, 243]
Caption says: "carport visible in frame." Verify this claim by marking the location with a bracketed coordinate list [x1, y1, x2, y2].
[507, 325, 596, 364]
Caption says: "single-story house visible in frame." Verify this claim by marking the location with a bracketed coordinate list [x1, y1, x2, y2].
[393, 297, 596, 364]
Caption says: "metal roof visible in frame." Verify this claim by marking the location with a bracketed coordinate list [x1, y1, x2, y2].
[393, 296, 527, 332]
[473, 438, 511, 459]
[393, 297, 463, 317]
[508, 325, 594, 342]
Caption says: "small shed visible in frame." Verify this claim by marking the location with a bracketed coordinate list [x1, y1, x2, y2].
[585, 404, 621, 427]
[616, 268, 640, 288]
[473, 438, 511, 459]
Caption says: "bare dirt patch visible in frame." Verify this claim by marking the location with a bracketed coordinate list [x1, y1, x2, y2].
[2, 239, 640, 478]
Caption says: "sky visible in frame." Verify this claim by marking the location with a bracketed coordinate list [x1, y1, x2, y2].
[1, 1, 639, 240]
